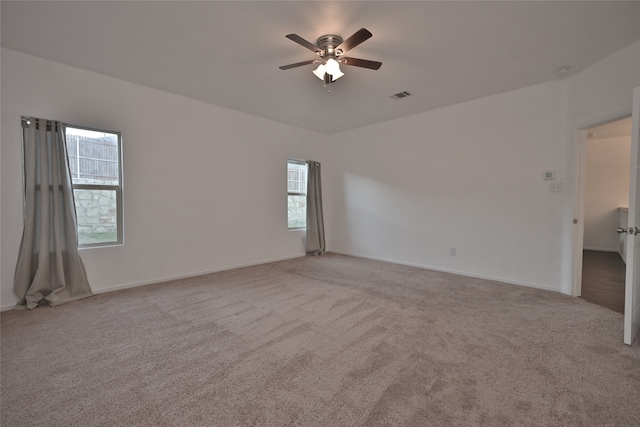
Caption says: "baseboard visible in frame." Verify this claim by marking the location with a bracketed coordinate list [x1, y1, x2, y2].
[92, 253, 307, 296]
[2, 251, 561, 311]
[1, 253, 306, 311]
[329, 250, 560, 294]
[583, 246, 618, 252]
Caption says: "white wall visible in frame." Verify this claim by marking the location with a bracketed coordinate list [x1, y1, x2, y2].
[326, 81, 568, 290]
[584, 136, 630, 251]
[2, 38, 639, 307]
[1, 48, 325, 309]
[326, 39, 640, 294]
[567, 41, 640, 129]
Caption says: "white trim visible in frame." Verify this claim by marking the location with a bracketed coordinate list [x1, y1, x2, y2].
[1, 254, 306, 311]
[572, 111, 634, 297]
[583, 247, 619, 252]
[573, 108, 633, 135]
[1, 250, 560, 311]
[624, 87, 640, 345]
[91, 254, 305, 295]
[329, 251, 560, 294]
[570, 127, 587, 297]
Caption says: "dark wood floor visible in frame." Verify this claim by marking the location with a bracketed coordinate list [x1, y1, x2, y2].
[581, 250, 625, 314]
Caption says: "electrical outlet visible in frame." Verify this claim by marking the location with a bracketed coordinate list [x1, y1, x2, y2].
[450, 248, 456, 256]
[549, 182, 563, 192]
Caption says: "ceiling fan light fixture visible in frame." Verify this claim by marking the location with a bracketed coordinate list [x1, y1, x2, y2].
[331, 68, 344, 80]
[313, 64, 326, 80]
[327, 67, 344, 81]
[313, 61, 344, 81]
[324, 58, 341, 75]
[281, 28, 381, 87]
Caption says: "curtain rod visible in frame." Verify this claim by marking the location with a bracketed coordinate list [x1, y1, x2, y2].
[288, 158, 321, 166]
[21, 116, 59, 123]
[21, 117, 61, 130]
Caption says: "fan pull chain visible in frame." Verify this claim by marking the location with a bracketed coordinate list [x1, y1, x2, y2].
[323, 74, 332, 93]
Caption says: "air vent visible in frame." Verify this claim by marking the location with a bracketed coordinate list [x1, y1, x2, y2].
[390, 91, 412, 100]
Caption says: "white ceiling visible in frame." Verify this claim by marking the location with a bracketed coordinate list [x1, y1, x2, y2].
[2, 1, 640, 134]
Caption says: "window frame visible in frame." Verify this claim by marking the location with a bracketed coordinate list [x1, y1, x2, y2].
[287, 159, 307, 230]
[65, 123, 124, 248]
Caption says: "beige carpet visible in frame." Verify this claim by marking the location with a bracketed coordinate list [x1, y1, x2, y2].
[2, 253, 639, 426]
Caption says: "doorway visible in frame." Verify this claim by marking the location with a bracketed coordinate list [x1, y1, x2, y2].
[579, 117, 632, 312]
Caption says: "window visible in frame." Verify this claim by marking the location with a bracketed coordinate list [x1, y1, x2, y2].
[288, 160, 307, 229]
[65, 126, 123, 247]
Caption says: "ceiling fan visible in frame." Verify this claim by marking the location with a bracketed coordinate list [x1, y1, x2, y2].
[279, 28, 382, 86]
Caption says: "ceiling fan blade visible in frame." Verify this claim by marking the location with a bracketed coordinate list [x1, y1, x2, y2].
[279, 59, 318, 70]
[337, 28, 372, 53]
[285, 34, 321, 54]
[340, 57, 382, 70]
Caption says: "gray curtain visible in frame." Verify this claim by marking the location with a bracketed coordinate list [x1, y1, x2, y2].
[305, 161, 325, 255]
[14, 118, 93, 309]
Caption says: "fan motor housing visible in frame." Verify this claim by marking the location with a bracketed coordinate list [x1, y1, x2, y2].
[316, 34, 344, 56]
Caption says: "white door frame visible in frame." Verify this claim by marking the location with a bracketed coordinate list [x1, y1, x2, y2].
[624, 87, 640, 345]
[571, 110, 632, 297]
